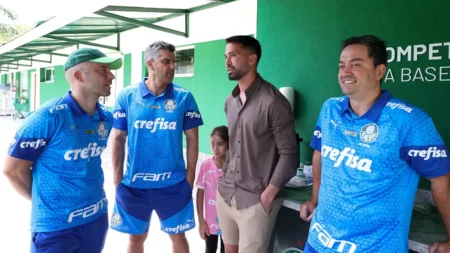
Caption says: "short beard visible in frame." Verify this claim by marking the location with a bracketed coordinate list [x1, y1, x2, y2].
[228, 69, 247, 81]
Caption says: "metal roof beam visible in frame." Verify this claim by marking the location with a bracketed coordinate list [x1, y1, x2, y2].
[95, 11, 187, 37]
[62, 24, 127, 27]
[148, 13, 184, 23]
[0, 58, 32, 65]
[1, 52, 34, 58]
[0, 55, 51, 64]
[17, 48, 69, 57]
[188, 0, 235, 13]
[50, 29, 120, 35]
[185, 14, 190, 38]
[25, 42, 76, 47]
[7, 65, 18, 70]
[44, 34, 119, 51]
[114, 2, 232, 30]
[101, 6, 189, 13]
[10, 61, 33, 67]
[0, 55, 23, 61]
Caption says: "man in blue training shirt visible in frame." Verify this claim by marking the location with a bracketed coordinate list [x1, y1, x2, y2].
[3, 48, 122, 253]
[110, 41, 203, 253]
[300, 35, 450, 253]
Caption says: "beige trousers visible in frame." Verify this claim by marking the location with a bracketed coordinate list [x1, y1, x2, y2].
[216, 192, 283, 253]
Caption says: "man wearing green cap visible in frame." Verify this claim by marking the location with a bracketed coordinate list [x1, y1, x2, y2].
[4, 48, 122, 253]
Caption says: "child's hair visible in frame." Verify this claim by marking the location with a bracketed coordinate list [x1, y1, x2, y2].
[210, 125, 229, 144]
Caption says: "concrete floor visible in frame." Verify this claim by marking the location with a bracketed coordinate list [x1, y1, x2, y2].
[0, 117, 209, 253]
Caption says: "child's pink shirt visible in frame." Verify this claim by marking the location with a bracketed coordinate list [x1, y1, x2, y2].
[195, 158, 222, 235]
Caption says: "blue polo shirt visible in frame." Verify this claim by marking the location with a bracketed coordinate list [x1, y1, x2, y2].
[8, 92, 112, 232]
[113, 78, 203, 189]
[307, 90, 449, 253]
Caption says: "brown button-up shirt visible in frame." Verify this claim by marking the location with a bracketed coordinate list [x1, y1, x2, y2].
[218, 74, 298, 210]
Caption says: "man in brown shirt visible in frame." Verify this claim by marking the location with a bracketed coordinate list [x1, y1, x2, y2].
[216, 35, 298, 253]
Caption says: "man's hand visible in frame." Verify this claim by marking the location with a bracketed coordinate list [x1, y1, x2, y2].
[429, 241, 450, 253]
[261, 192, 272, 215]
[300, 198, 318, 222]
[198, 219, 210, 240]
[187, 178, 194, 189]
[114, 179, 122, 188]
[184, 127, 198, 190]
[261, 184, 280, 215]
[111, 129, 127, 189]
[3, 156, 33, 200]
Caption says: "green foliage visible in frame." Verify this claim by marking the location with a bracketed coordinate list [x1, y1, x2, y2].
[0, 5, 30, 44]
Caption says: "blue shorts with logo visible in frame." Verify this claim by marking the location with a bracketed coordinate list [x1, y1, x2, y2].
[110, 179, 195, 235]
[30, 213, 108, 253]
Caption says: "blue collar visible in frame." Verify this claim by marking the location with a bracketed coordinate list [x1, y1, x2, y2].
[139, 78, 174, 98]
[340, 90, 392, 121]
[63, 92, 106, 120]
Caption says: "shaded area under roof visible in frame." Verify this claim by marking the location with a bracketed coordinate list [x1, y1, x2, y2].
[0, 0, 235, 72]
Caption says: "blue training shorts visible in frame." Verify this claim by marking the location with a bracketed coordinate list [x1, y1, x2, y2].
[30, 213, 108, 253]
[110, 179, 195, 235]
[304, 242, 319, 253]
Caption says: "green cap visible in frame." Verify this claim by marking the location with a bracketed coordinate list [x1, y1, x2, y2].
[64, 48, 123, 71]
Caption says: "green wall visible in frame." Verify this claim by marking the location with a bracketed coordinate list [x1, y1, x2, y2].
[16, 72, 20, 85]
[256, 0, 450, 188]
[40, 66, 70, 105]
[22, 69, 35, 113]
[172, 39, 233, 154]
[142, 52, 147, 79]
[14, 70, 33, 113]
[123, 53, 132, 87]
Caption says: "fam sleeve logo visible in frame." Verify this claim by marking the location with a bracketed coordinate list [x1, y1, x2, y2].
[49, 104, 68, 113]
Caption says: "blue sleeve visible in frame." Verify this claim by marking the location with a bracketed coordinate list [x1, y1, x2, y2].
[400, 112, 449, 178]
[310, 103, 326, 151]
[183, 92, 203, 131]
[112, 91, 128, 131]
[7, 111, 55, 161]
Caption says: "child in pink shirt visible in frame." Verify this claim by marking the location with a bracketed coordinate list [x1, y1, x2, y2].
[196, 126, 228, 253]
